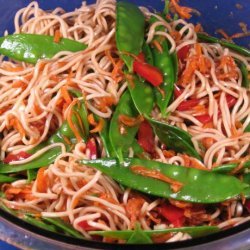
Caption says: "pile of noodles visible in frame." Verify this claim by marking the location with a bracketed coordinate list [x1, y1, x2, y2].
[0, 0, 250, 243]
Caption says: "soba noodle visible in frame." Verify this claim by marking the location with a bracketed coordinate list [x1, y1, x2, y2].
[0, 0, 249, 244]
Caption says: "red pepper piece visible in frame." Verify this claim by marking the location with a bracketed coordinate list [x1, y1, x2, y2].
[177, 45, 190, 61]
[194, 114, 212, 124]
[177, 99, 200, 111]
[138, 120, 155, 154]
[133, 54, 163, 87]
[158, 204, 185, 227]
[78, 220, 95, 231]
[86, 138, 97, 160]
[225, 94, 237, 109]
[4, 151, 31, 163]
[174, 84, 184, 98]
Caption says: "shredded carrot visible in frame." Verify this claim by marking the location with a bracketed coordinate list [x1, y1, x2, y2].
[182, 154, 209, 171]
[230, 155, 250, 174]
[170, 0, 192, 19]
[179, 43, 211, 86]
[131, 165, 183, 192]
[5, 185, 35, 201]
[126, 197, 145, 227]
[118, 114, 144, 127]
[194, 23, 202, 33]
[90, 117, 104, 133]
[169, 199, 193, 209]
[201, 137, 215, 149]
[216, 29, 231, 40]
[66, 99, 83, 142]
[152, 40, 163, 53]
[53, 30, 62, 43]
[0, 106, 10, 115]
[216, 55, 238, 80]
[9, 116, 26, 138]
[111, 59, 124, 84]
[12, 80, 27, 90]
[126, 74, 135, 89]
[203, 122, 214, 129]
[170, 31, 181, 42]
[61, 86, 72, 105]
[193, 104, 207, 115]
[36, 167, 48, 193]
[2, 65, 24, 72]
[105, 49, 117, 67]
[33, 103, 43, 115]
[95, 96, 116, 112]
[163, 150, 176, 158]
[87, 113, 97, 126]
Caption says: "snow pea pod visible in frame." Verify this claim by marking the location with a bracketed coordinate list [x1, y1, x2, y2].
[126, 223, 152, 243]
[90, 226, 219, 241]
[80, 157, 248, 203]
[148, 118, 201, 160]
[109, 90, 140, 160]
[0, 147, 61, 174]
[98, 117, 116, 157]
[150, 17, 177, 117]
[197, 33, 250, 57]
[237, 61, 249, 89]
[0, 34, 87, 64]
[127, 74, 154, 116]
[42, 217, 84, 239]
[212, 160, 250, 174]
[0, 174, 17, 183]
[116, 1, 145, 71]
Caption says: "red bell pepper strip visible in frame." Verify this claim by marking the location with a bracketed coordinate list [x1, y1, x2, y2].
[86, 138, 97, 160]
[177, 99, 200, 111]
[78, 220, 95, 231]
[138, 120, 155, 154]
[177, 45, 190, 61]
[4, 151, 31, 163]
[174, 84, 184, 98]
[158, 204, 185, 227]
[194, 114, 212, 124]
[225, 94, 237, 109]
[133, 53, 163, 87]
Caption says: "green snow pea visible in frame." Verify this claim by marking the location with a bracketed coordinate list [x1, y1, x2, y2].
[0, 174, 17, 183]
[212, 160, 250, 174]
[116, 1, 145, 71]
[149, 16, 177, 117]
[109, 90, 140, 160]
[127, 74, 154, 116]
[80, 157, 248, 203]
[197, 33, 250, 57]
[90, 225, 219, 241]
[0, 34, 87, 64]
[148, 118, 201, 160]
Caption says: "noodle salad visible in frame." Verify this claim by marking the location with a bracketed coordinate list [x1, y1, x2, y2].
[0, 0, 250, 244]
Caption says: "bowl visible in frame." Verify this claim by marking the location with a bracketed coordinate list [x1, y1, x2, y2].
[0, 0, 249, 249]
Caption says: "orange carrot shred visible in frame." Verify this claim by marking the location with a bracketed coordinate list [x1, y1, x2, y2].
[88, 113, 97, 126]
[54, 30, 61, 43]
[36, 167, 48, 193]
[170, 0, 192, 19]
[90, 117, 104, 133]
[152, 40, 163, 53]
[61, 86, 72, 104]
[131, 165, 183, 192]
[66, 99, 83, 142]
